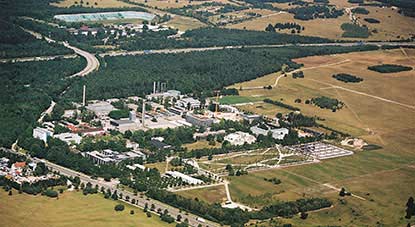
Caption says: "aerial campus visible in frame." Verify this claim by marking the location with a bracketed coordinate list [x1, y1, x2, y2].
[0, 0, 415, 227]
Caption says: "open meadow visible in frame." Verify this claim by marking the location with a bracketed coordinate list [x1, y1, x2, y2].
[179, 48, 415, 226]
[0, 190, 173, 227]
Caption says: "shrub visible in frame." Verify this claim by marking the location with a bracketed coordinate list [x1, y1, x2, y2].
[43, 189, 58, 198]
[114, 204, 125, 211]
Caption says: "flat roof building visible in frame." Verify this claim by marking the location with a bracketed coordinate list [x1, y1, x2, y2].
[176, 97, 201, 110]
[165, 171, 203, 185]
[53, 132, 82, 145]
[86, 101, 114, 117]
[185, 113, 214, 128]
[224, 131, 256, 146]
[250, 126, 289, 140]
[33, 127, 53, 143]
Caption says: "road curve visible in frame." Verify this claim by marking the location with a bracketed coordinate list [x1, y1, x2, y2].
[63, 42, 100, 78]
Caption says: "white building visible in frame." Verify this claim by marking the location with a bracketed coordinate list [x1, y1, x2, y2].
[53, 133, 82, 145]
[224, 131, 256, 146]
[250, 126, 289, 140]
[33, 127, 53, 143]
[165, 171, 203, 185]
[176, 97, 201, 110]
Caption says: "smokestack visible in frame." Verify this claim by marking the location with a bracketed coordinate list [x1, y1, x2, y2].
[82, 85, 86, 106]
[142, 100, 145, 127]
[153, 81, 156, 94]
[157, 81, 160, 93]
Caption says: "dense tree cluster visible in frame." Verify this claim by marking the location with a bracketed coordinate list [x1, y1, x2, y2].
[341, 23, 371, 38]
[351, 7, 369, 15]
[288, 5, 344, 20]
[368, 64, 413, 73]
[292, 71, 304, 78]
[264, 98, 301, 111]
[332, 73, 363, 83]
[364, 18, 380, 23]
[311, 96, 344, 111]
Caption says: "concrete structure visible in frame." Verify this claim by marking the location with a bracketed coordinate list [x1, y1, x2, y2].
[126, 163, 146, 171]
[242, 114, 262, 123]
[224, 131, 256, 146]
[84, 149, 145, 165]
[110, 119, 138, 133]
[53, 133, 82, 145]
[250, 126, 289, 140]
[146, 90, 181, 100]
[165, 171, 203, 185]
[54, 11, 156, 22]
[176, 97, 201, 110]
[33, 127, 53, 143]
[86, 101, 114, 117]
[63, 109, 79, 118]
[185, 113, 214, 128]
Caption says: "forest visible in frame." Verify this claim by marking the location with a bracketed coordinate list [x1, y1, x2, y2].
[0, 22, 73, 58]
[0, 58, 85, 147]
[122, 27, 330, 51]
[64, 45, 378, 102]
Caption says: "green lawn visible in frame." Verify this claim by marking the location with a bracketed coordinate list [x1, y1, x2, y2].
[219, 95, 262, 105]
[0, 190, 173, 227]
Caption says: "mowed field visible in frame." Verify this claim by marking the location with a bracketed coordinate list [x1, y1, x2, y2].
[176, 185, 227, 204]
[223, 48, 415, 226]
[0, 190, 173, 227]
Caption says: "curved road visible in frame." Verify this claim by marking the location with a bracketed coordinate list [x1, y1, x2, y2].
[63, 42, 100, 78]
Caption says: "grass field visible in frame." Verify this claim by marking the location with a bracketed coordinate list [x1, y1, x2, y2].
[0, 190, 173, 227]
[176, 185, 227, 204]
[219, 95, 262, 105]
[221, 48, 415, 226]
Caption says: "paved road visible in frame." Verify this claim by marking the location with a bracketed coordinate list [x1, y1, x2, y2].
[63, 42, 100, 78]
[99, 41, 415, 57]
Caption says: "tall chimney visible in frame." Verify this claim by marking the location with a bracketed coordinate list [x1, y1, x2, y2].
[142, 100, 145, 127]
[157, 81, 160, 93]
[153, 81, 156, 94]
[82, 85, 86, 106]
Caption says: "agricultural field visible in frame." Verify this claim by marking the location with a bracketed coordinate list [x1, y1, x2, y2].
[0, 190, 174, 227]
[220, 47, 415, 226]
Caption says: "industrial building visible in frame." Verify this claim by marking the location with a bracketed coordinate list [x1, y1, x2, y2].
[185, 113, 215, 128]
[86, 101, 114, 117]
[250, 126, 289, 140]
[146, 90, 181, 100]
[33, 127, 53, 143]
[224, 132, 256, 146]
[176, 97, 201, 110]
[165, 171, 204, 185]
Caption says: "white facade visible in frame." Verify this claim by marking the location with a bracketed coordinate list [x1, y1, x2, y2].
[224, 131, 256, 146]
[33, 127, 53, 143]
[176, 97, 201, 110]
[250, 126, 289, 140]
[165, 171, 203, 185]
[53, 133, 82, 145]
[86, 101, 114, 117]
